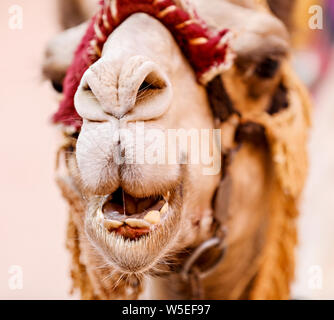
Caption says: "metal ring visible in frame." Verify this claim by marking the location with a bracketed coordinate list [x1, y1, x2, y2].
[180, 237, 226, 281]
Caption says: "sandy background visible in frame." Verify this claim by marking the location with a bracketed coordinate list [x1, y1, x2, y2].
[0, 0, 333, 299]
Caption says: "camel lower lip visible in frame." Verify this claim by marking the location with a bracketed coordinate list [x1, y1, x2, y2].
[112, 224, 151, 239]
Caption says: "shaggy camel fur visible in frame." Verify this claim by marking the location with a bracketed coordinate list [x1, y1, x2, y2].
[44, 0, 311, 299]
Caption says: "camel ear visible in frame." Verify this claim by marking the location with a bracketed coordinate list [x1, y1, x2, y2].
[267, 0, 296, 30]
[192, 0, 289, 71]
[42, 22, 88, 92]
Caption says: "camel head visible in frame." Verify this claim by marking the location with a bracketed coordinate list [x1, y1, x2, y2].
[74, 12, 222, 275]
[43, 0, 307, 299]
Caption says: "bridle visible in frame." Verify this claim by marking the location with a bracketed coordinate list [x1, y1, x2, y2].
[177, 72, 272, 299]
[179, 229, 227, 299]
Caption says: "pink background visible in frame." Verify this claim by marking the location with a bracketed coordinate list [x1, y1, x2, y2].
[0, 0, 72, 299]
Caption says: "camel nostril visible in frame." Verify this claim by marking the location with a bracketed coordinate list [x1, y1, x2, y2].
[80, 82, 100, 106]
[136, 72, 167, 103]
[138, 80, 154, 92]
[82, 83, 92, 92]
[75, 60, 172, 120]
[138, 78, 164, 92]
[74, 76, 111, 122]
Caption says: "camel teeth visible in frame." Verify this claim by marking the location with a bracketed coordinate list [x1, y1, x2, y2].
[96, 208, 104, 223]
[125, 218, 150, 228]
[144, 210, 161, 225]
[104, 219, 123, 230]
[160, 202, 168, 215]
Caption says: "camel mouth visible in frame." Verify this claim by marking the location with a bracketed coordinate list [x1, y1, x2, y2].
[97, 188, 171, 240]
[85, 181, 183, 274]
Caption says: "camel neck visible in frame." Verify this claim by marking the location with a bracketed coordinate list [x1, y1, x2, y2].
[148, 218, 267, 300]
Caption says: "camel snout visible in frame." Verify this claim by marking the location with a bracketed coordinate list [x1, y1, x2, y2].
[74, 55, 173, 122]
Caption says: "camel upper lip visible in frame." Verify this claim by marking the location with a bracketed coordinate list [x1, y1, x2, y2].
[96, 187, 171, 239]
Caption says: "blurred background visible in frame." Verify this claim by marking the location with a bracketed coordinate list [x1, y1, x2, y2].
[0, 0, 333, 299]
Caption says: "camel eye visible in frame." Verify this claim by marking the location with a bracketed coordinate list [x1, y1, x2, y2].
[52, 80, 63, 93]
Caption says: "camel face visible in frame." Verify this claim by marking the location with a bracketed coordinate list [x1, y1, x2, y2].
[74, 14, 220, 274]
[44, 1, 310, 299]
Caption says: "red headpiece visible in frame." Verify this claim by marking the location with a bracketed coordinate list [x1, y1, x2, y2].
[53, 0, 234, 130]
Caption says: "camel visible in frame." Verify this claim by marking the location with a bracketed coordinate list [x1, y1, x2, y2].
[43, 0, 311, 299]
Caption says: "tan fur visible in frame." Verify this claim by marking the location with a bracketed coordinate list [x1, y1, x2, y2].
[58, 0, 96, 29]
